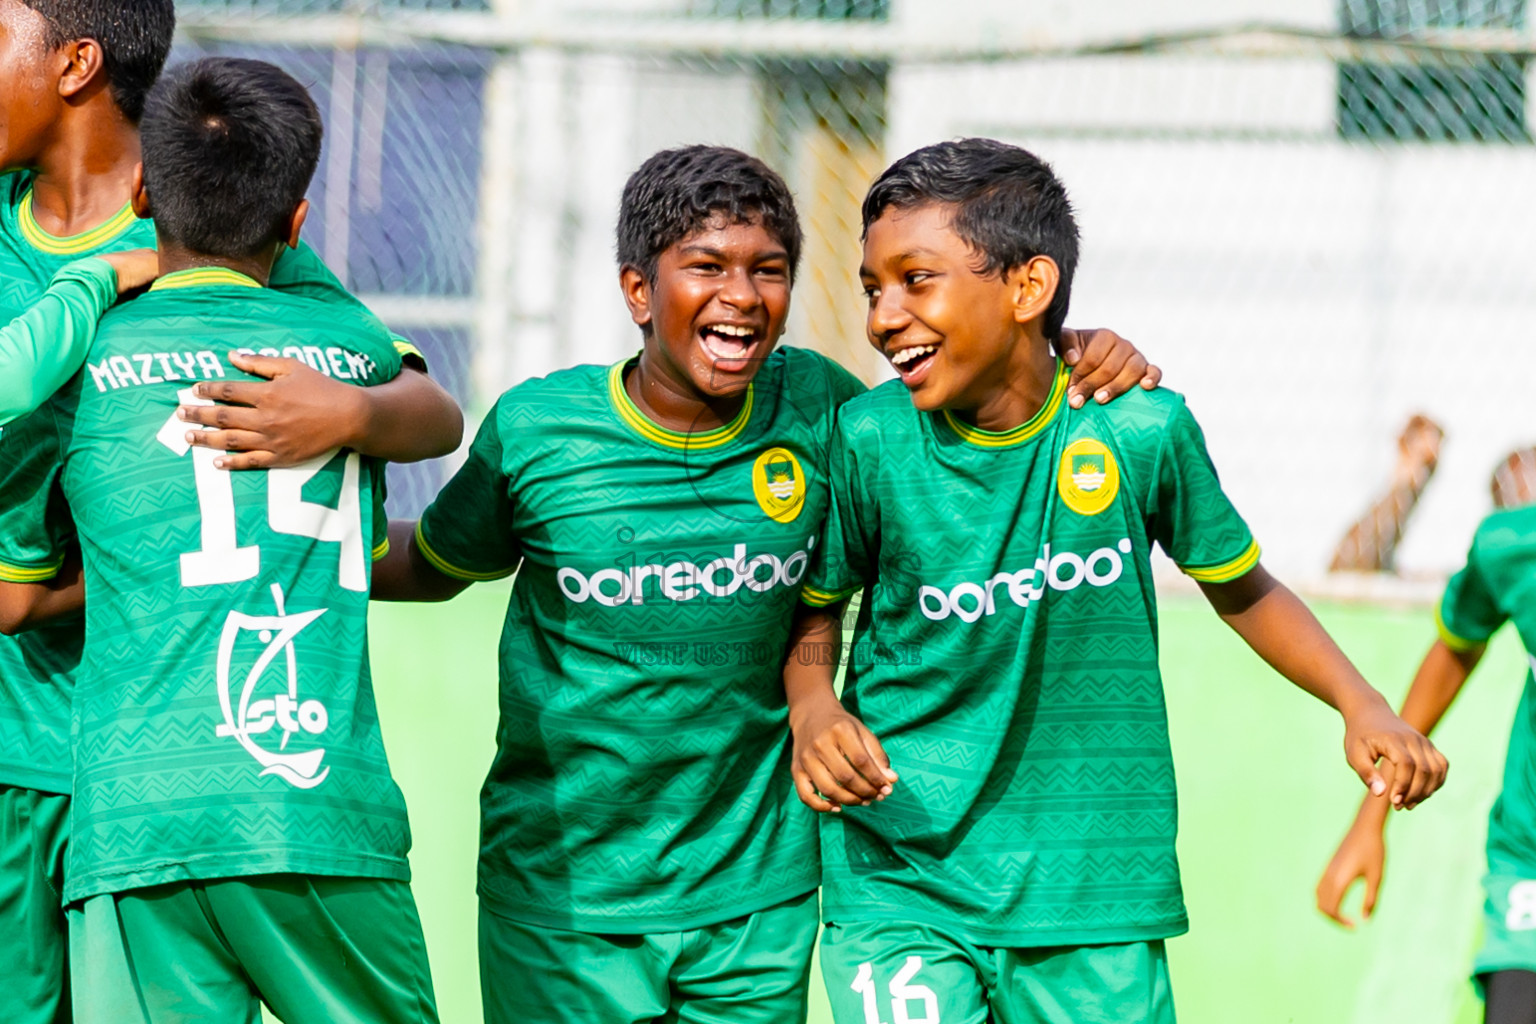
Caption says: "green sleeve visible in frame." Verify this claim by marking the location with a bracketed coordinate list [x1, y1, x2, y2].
[1150, 399, 1260, 583]
[415, 403, 519, 581]
[0, 258, 115, 427]
[268, 242, 427, 372]
[801, 418, 875, 608]
[369, 461, 391, 564]
[0, 398, 73, 582]
[1437, 535, 1504, 651]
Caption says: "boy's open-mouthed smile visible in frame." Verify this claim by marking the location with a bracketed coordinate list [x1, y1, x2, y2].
[640, 215, 791, 399]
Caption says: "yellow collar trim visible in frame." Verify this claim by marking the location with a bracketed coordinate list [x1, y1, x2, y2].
[150, 267, 263, 292]
[607, 360, 754, 451]
[18, 189, 138, 256]
[942, 358, 1070, 449]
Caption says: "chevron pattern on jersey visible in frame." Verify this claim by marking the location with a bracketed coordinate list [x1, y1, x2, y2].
[419, 345, 866, 931]
[0, 170, 399, 799]
[0, 171, 156, 792]
[806, 376, 1255, 947]
[0, 267, 411, 902]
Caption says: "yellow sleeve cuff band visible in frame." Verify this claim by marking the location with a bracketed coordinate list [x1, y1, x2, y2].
[0, 557, 64, 583]
[1435, 601, 1487, 653]
[1181, 539, 1261, 584]
[414, 520, 514, 582]
[800, 584, 858, 608]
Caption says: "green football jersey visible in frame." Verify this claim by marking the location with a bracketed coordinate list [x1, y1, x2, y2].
[417, 345, 865, 932]
[0, 267, 408, 902]
[1437, 507, 1536, 865]
[803, 360, 1258, 947]
[0, 169, 415, 797]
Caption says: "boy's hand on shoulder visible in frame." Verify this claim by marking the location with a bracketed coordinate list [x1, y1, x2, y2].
[1342, 699, 1448, 810]
[181, 352, 369, 470]
[98, 249, 159, 294]
[1315, 816, 1386, 929]
[1058, 327, 1162, 409]
[789, 692, 898, 814]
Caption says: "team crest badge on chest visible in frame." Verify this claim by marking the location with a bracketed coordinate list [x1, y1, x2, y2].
[752, 447, 806, 523]
[1057, 438, 1120, 516]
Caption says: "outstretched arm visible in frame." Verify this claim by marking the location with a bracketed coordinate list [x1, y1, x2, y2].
[1056, 327, 1162, 410]
[1314, 639, 1477, 926]
[370, 519, 474, 603]
[1199, 565, 1449, 809]
[783, 603, 897, 813]
[177, 353, 464, 470]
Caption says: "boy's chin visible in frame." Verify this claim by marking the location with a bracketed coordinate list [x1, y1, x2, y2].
[904, 386, 950, 412]
[687, 363, 758, 399]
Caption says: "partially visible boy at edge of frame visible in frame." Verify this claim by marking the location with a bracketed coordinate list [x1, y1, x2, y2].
[0, 56, 442, 1023]
[369, 143, 1160, 1024]
[1318, 452, 1536, 1024]
[786, 137, 1449, 1024]
[0, 2, 459, 1020]
[0, 0, 463, 446]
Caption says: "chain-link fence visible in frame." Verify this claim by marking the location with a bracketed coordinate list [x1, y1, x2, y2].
[174, 0, 1536, 585]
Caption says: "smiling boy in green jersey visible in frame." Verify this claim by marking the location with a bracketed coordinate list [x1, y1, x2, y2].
[784, 138, 1449, 1024]
[0, 57, 442, 1023]
[0, 3, 460, 1020]
[1317, 454, 1536, 1024]
[370, 144, 1159, 1024]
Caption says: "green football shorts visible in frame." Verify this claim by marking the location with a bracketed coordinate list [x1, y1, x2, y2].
[1474, 850, 1536, 984]
[478, 889, 819, 1024]
[819, 919, 1175, 1024]
[68, 874, 438, 1024]
[0, 784, 70, 1024]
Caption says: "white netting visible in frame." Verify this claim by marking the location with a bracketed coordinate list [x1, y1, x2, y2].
[174, 1, 1536, 587]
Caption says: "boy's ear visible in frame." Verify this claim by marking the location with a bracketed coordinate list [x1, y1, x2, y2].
[1009, 255, 1060, 326]
[619, 265, 654, 329]
[57, 39, 106, 103]
[129, 164, 151, 219]
[283, 199, 310, 250]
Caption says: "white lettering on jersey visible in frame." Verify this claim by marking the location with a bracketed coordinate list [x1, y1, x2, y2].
[918, 538, 1133, 622]
[235, 346, 378, 380]
[558, 539, 814, 606]
[88, 344, 377, 394]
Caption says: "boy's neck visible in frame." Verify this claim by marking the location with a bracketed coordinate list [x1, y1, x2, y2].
[958, 329, 1060, 434]
[156, 241, 278, 288]
[27, 105, 141, 239]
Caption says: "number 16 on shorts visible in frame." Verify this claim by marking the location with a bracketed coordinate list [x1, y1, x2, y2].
[851, 957, 940, 1024]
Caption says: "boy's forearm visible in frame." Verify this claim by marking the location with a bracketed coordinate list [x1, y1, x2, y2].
[369, 519, 473, 603]
[1201, 568, 1388, 716]
[0, 258, 116, 426]
[1353, 639, 1478, 829]
[0, 574, 85, 635]
[784, 606, 844, 727]
[351, 370, 464, 463]
[1399, 639, 1479, 735]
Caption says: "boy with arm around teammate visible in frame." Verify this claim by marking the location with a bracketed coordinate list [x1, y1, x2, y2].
[0, 58, 441, 1023]
[786, 138, 1448, 1024]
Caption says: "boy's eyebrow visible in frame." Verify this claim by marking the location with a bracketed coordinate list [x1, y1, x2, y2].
[677, 243, 789, 261]
[861, 247, 944, 276]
